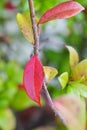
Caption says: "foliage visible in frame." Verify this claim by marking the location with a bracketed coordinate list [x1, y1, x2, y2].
[38, 1, 84, 24]
[0, 61, 22, 109]
[53, 95, 86, 130]
[0, 108, 16, 130]
[0, 0, 87, 130]
[16, 1, 86, 130]
[23, 54, 44, 104]
[16, 12, 34, 44]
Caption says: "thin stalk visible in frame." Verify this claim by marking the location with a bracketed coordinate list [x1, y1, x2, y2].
[41, 82, 66, 125]
[28, 0, 66, 125]
[28, 0, 39, 54]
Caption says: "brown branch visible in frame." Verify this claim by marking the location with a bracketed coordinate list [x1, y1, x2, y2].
[28, 0, 39, 54]
[41, 82, 67, 125]
[28, 0, 66, 125]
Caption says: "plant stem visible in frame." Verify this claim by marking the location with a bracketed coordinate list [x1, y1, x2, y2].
[28, 0, 65, 124]
[41, 83, 66, 125]
[28, 0, 39, 54]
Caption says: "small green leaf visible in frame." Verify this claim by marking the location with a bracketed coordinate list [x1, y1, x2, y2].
[58, 72, 68, 89]
[71, 59, 87, 84]
[53, 94, 86, 130]
[67, 85, 80, 96]
[16, 12, 34, 44]
[75, 83, 87, 98]
[0, 108, 16, 130]
[67, 82, 87, 98]
[43, 66, 58, 83]
[66, 45, 79, 69]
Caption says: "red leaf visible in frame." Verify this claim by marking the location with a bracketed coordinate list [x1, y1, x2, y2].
[4, 2, 16, 10]
[23, 55, 44, 105]
[38, 1, 84, 24]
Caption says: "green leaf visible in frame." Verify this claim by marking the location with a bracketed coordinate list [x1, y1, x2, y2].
[16, 12, 34, 44]
[66, 45, 79, 69]
[53, 94, 86, 130]
[67, 82, 87, 98]
[0, 108, 16, 130]
[6, 61, 23, 83]
[43, 66, 58, 83]
[77, 84, 87, 98]
[0, 99, 9, 109]
[67, 85, 80, 96]
[58, 72, 68, 89]
[71, 59, 87, 84]
[11, 89, 37, 111]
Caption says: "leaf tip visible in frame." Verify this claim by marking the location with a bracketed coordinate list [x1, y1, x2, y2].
[16, 13, 21, 19]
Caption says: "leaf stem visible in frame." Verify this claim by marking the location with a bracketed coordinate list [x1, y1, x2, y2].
[28, 0, 39, 54]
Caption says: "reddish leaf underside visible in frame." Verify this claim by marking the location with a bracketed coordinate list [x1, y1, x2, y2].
[53, 95, 86, 130]
[38, 1, 84, 24]
[23, 55, 44, 105]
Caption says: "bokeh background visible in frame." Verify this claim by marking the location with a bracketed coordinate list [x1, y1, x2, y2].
[0, 0, 87, 130]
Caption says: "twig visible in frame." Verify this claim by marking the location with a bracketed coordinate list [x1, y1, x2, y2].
[41, 82, 66, 125]
[28, 0, 39, 54]
[28, 0, 66, 125]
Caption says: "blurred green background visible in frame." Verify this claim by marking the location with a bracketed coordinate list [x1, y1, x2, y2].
[0, 0, 87, 130]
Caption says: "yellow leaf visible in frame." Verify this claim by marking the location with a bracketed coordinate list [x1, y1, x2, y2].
[43, 66, 58, 83]
[66, 45, 79, 69]
[71, 59, 87, 84]
[58, 72, 68, 89]
[16, 12, 34, 44]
